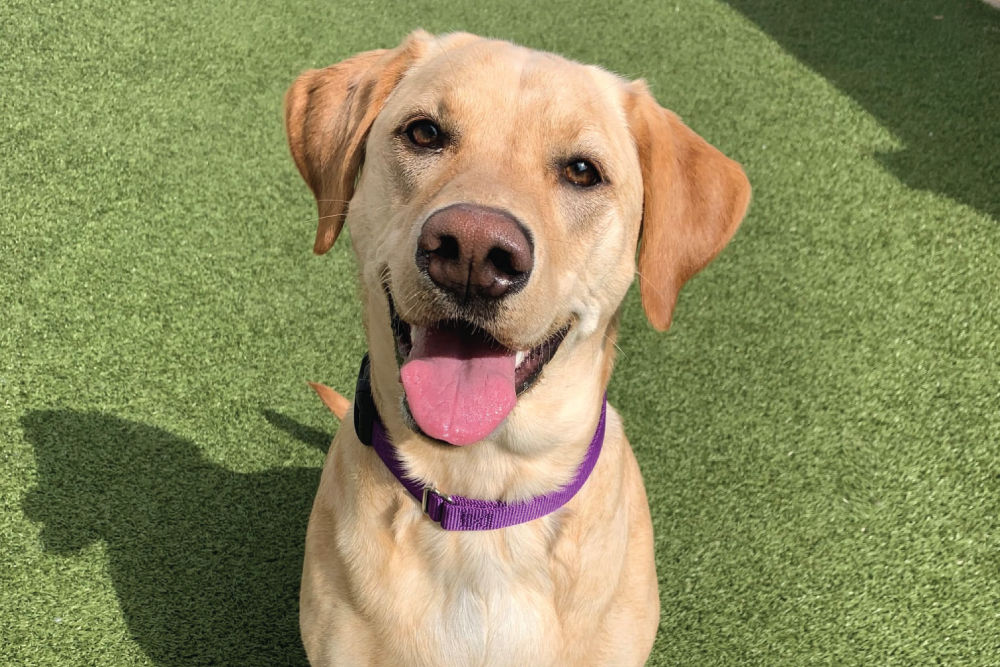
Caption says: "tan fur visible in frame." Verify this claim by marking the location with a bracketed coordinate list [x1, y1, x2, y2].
[286, 31, 749, 666]
[308, 382, 349, 421]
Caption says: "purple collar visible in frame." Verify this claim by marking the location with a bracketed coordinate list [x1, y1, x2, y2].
[353, 355, 606, 531]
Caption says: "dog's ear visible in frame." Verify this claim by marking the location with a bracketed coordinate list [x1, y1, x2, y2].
[626, 81, 751, 331]
[285, 31, 430, 255]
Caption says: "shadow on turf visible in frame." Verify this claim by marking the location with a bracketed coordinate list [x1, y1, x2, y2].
[22, 409, 332, 666]
[722, 0, 999, 221]
[262, 409, 332, 453]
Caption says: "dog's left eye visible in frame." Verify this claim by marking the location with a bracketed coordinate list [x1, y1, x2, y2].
[562, 159, 603, 187]
[404, 119, 445, 150]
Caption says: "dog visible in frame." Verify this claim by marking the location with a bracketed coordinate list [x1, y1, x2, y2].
[285, 30, 750, 666]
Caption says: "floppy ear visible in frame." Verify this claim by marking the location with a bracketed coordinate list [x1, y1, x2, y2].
[626, 81, 751, 331]
[285, 31, 430, 254]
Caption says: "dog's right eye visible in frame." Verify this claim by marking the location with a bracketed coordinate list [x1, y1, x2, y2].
[404, 119, 445, 150]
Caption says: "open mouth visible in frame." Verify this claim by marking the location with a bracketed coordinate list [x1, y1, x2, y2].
[387, 291, 569, 445]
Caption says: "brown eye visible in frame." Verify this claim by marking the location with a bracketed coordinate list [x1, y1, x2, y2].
[405, 119, 444, 149]
[563, 159, 602, 187]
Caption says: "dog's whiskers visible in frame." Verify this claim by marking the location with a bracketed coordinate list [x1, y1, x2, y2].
[632, 268, 670, 308]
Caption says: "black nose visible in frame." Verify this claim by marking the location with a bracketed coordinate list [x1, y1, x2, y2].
[416, 204, 533, 302]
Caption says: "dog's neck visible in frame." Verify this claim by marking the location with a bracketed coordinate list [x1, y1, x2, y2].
[354, 364, 607, 530]
[366, 324, 617, 504]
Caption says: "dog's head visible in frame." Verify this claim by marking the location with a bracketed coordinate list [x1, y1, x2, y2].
[286, 31, 750, 449]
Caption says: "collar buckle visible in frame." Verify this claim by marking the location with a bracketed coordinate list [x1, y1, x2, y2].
[421, 486, 454, 516]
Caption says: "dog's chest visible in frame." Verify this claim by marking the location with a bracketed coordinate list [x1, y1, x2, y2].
[368, 521, 566, 666]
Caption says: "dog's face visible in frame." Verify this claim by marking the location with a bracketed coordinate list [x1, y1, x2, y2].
[286, 32, 750, 449]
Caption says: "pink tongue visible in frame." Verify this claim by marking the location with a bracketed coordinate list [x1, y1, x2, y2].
[400, 324, 516, 446]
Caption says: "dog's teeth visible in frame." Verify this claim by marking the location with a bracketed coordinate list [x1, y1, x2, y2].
[515, 350, 525, 367]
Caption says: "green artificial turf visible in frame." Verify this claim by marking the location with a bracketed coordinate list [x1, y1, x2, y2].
[2, 0, 998, 664]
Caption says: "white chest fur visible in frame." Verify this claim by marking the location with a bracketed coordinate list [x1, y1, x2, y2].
[350, 506, 568, 667]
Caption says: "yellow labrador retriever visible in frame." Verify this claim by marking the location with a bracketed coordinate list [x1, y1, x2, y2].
[286, 31, 749, 666]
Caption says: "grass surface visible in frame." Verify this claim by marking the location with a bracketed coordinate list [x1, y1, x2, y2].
[3, 0, 999, 664]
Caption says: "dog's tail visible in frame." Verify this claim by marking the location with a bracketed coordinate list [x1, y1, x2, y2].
[308, 382, 350, 420]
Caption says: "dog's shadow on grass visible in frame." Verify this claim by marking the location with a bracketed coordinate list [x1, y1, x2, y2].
[21, 409, 333, 666]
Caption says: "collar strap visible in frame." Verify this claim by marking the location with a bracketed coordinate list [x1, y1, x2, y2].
[353, 354, 606, 531]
